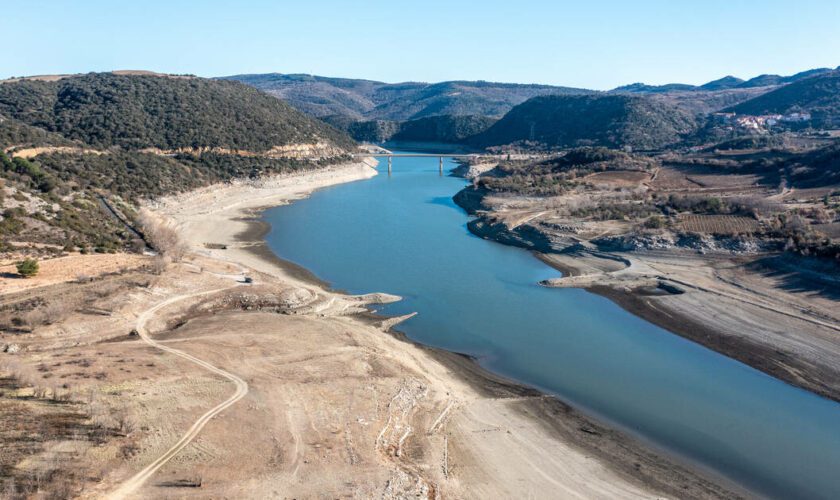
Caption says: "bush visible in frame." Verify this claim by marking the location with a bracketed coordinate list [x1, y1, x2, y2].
[644, 215, 666, 229]
[16, 258, 39, 278]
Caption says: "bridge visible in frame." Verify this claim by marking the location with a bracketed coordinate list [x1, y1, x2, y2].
[351, 152, 485, 174]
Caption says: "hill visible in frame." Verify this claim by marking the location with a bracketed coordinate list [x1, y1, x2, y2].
[321, 116, 400, 143]
[223, 73, 591, 121]
[737, 68, 834, 88]
[322, 114, 496, 144]
[608, 68, 839, 115]
[612, 83, 697, 93]
[0, 72, 355, 255]
[392, 115, 496, 143]
[470, 94, 697, 150]
[0, 73, 354, 151]
[726, 70, 840, 127]
[699, 76, 745, 91]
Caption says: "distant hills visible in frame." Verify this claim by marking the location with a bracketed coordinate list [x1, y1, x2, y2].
[321, 114, 497, 144]
[226, 66, 839, 149]
[0, 73, 353, 151]
[612, 67, 837, 94]
[470, 94, 697, 150]
[222, 73, 590, 121]
[727, 70, 840, 127]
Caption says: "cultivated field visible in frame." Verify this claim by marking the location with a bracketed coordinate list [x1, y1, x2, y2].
[678, 214, 761, 234]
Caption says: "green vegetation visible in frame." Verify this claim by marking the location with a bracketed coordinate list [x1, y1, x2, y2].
[3, 156, 55, 192]
[0, 117, 74, 149]
[392, 115, 497, 143]
[0, 72, 357, 255]
[477, 147, 655, 196]
[0, 73, 354, 151]
[337, 119, 401, 143]
[706, 135, 790, 151]
[16, 258, 39, 277]
[326, 114, 497, 144]
[470, 95, 697, 150]
[727, 70, 840, 127]
[227, 73, 591, 121]
[784, 141, 840, 187]
[699, 76, 745, 91]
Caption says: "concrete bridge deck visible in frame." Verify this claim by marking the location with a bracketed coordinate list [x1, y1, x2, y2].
[351, 153, 483, 158]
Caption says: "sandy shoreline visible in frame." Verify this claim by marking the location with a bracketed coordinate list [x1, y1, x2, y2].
[534, 249, 840, 404]
[150, 160, 745, 497]
[453, 176, 840, 406]
[0, 160, 747, 497]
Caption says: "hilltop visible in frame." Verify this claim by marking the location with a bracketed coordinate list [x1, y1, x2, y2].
[611, 67, 836, 94]
[470, 94, 697, 150]
[226, 66, 840, 148]
[223, 73, 591, 121]
[0, 72, 353, 151]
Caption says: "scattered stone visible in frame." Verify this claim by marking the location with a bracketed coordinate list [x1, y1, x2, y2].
[3, 344, 21, 354]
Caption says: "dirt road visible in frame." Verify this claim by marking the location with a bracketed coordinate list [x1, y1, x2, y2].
[105, 285, 248, 499]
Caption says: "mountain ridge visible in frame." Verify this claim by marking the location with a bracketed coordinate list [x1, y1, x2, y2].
[222, 73, 593, 121]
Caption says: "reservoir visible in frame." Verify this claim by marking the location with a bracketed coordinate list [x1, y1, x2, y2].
[263, 152, 840, 499]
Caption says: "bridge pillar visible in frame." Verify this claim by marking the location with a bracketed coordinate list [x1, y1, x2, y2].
[388, 156, 392, 174]
[439, 156, 443, 175]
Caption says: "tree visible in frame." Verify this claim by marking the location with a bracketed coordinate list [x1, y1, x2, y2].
[16, 258, 39, 278]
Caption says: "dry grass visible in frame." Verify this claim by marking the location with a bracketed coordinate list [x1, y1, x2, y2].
[23, 297, 76, 327]
[0, 369, 119, 499]
[0, 253, 148, 295]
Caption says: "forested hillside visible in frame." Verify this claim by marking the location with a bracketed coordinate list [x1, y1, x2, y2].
[225, 73, 590, 121]
[727, 70, 840, 127]
[0, 72, 356, 256]
[0, 73, 354, 151]
[471, 94, 697, 150]
[323, 114, 496, 144]
[392, 115, 497, 143]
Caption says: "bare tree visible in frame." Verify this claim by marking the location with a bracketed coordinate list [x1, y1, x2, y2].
[137, 209, 188, 262]
[149, 255, 171, 275]
[29, 298, 73, 326]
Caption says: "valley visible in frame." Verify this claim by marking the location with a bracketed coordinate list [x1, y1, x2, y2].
[2, 64, 840, 499]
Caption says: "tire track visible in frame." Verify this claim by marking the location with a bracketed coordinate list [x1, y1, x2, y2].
[106, 285, 247, 499]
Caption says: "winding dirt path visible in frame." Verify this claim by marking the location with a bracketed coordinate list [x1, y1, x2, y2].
[106, 285, 247, 499]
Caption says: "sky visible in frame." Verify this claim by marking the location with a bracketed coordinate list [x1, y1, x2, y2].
[4, 0, 840, 90]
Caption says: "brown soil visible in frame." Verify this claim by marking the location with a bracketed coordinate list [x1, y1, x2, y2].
[0, 163, 746, 499]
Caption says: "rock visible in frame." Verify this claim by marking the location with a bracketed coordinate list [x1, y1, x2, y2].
[3, 344, 21, 354]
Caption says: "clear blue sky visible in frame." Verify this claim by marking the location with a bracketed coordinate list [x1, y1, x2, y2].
[5, 0, 839, 89]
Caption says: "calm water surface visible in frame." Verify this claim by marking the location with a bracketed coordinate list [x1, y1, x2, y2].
[263, 153, 840, 499]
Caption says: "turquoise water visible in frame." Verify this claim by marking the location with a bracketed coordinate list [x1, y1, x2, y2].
[263, 153, 840, 499]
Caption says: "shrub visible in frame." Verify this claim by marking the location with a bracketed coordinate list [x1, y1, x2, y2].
[644, 215, 666, 229]
[16, 258, 39, 278]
